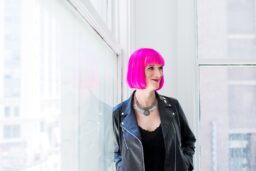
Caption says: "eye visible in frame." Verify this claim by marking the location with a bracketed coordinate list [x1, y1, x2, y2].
[158, 66, 163, 70]
[147, 66, 154, 70]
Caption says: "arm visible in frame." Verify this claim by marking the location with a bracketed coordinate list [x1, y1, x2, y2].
[112, 106, 122, 170]
[176, 100, 196, 170]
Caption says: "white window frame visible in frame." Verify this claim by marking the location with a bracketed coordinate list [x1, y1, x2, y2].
[66, 0, 121, 55]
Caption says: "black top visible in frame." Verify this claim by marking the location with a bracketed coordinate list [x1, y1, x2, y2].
[139, 124, 165, 171]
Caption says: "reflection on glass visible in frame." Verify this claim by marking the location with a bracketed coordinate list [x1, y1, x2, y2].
[200, 67, 256, 171]
[77, 30, 117, 171]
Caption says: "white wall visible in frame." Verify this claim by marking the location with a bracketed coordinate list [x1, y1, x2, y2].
[127, 0, 178, 98]
[125, 0, 199, 170]
[127, 0, 197, 125]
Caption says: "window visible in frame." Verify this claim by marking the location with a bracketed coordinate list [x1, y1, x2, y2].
[227, 0, 255, 34]
[4, 106, 10, 117]
[198, 0, 256, 171]
[229, 133, 256, 171]
[199, 67, 256, 171]
[227, 0, 256, 59]
[3, 106, 19, 118]
[4, 74, 20, 97]
[14, 106, 19, 117]
[88, 0, 116, 31]
[3, 125, 20, 139]
[0, 0, 61, 170]
[198, 0, 256, 60]
[67, 0, 120, 54]
[0, 0, 119, 171]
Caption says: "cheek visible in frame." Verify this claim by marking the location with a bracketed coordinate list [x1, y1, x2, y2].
[145, 72, 151, 78]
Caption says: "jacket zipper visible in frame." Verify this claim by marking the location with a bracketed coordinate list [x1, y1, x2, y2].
[121, 125, 145, 171]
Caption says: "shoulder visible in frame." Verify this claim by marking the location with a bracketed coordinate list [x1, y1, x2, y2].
[113, 102, 123, 113]
[112, 98, 129, 119]
[158, 94, 180, 106]
[112, 102, 122, 119]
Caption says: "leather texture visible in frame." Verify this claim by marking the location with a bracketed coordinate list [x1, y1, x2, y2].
[112, 91, 196, 171]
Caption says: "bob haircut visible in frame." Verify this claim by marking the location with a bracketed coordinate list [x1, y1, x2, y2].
[126, 48, 165, 90]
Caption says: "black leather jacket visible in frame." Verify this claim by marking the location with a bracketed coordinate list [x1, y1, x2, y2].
[112, 91, 196, 171]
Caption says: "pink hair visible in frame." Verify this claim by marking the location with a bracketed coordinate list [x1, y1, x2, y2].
[126, 48, 165, 90]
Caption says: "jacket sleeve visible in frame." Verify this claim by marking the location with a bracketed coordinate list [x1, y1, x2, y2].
[176, 100, 196, 171]
[112, 105, 122, 170]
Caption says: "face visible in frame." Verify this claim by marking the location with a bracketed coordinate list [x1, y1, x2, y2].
[145, 64, 163, 90]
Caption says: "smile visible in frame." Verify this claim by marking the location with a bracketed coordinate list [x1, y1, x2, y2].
[152, 79, 159, 82]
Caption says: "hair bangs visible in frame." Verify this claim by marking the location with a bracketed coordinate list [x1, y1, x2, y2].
[144, 50, 165, 67]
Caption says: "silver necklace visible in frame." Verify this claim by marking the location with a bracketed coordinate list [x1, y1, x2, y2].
[134, 96, 158, 116]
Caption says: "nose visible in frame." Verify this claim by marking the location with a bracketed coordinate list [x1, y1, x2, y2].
[154, 68, 162, 78]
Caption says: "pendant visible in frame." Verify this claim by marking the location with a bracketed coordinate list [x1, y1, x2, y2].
[143, 110, 150, 116]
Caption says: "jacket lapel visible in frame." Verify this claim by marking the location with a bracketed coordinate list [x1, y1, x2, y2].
[156, 92, 177, 169]
[121, 91, 142, 140]
[120, 91, 177, 145]
[156, 92, 176, 144]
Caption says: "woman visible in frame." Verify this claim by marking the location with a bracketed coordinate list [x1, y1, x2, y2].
[112, 48, 196, 171]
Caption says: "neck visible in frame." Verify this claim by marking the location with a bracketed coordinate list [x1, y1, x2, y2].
[134, 89, 156, 107]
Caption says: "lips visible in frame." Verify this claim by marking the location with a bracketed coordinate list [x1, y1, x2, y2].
[152, 79, 159, 82]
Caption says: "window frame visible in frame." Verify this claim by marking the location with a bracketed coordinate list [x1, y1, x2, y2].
[66, 0, 121, 55]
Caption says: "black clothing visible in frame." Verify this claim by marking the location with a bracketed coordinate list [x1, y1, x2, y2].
[139, 124, 165, 171]
[112, 90, 196, 171]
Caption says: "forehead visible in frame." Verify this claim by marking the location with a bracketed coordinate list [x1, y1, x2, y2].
[146, 64, 163, 67]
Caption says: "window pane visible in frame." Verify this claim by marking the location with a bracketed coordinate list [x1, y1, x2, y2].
[78, 43, 117, 171]
[53, 0, 118, 170]
[0, 0, 61, 171]
[198, 0, 256, 59]
[200, 67, 256, 171]
[3, 125, 20, 139]
[4, 106, 10, 117]
[228, 38, 256, 59]
[1, 1, 118, 171]
[227, 0, 255, 34]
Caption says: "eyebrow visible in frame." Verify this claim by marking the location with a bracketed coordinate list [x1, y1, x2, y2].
[147, 65, 162, 67]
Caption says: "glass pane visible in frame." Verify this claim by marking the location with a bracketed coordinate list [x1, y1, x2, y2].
[200, 67, 256, 171]
[198, 0, 256, 59]
[0, 0, 61, 170]
[52, 0, 117, 170]
[78, 42, 117, 171]
[1, 0, 118, 171]
[228, 38, 256, 59]
[227, 0, 255, 34]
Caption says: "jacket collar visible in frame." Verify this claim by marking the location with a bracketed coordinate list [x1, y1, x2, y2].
[121, 90, 141, 139]
[121, 90, 176, 142]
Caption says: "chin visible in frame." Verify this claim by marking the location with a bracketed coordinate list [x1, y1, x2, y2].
[145, 83, 160, 91]
[147, 86, 159, 91]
